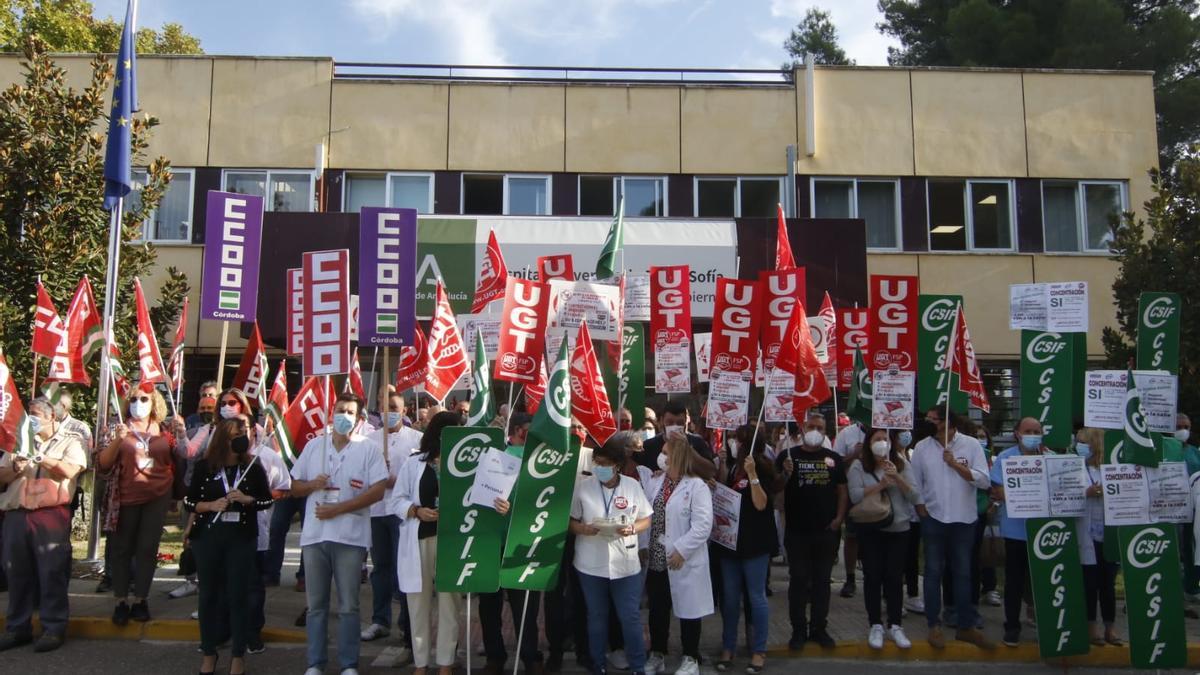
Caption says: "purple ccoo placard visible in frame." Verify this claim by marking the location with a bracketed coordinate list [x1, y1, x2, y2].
[200, 190, 265, 322]
[358, 207, 418, 346]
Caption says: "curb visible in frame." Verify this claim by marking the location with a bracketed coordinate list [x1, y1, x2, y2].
[0, 617, 307, 644]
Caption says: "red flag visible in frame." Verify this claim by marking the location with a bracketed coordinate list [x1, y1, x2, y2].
[836, 308, 869, 391]
[494, 276, 551, 384]
[472, 230, 509, 313]
[758, 268, 805, 373]
[949, 302, 990, 413]
[775, 301, 830, 418]
[167, 296, 188, 388]
[537, 254, 574, 282]
[425, 281, 469, 402]
[775, 204, 796, 271]
[569, 321, 617, 446]
[282, 376, 328, 460]
[133, 278, 171, 388]
[345, 348, 366, 400]
[43, 279, 99, 385]
[649, 265, 692, 352]
[526, 359, 548, 415]
[817, 292, 837, 385]
[710, 278, 762, 376]
[267, 360, 289, 412]
[232, 322, 269, 405]
[394, 325, 428, 392]
[0, 349, 34, 456]
[107, 331, 131, 400]
[31, 282, 65, 358]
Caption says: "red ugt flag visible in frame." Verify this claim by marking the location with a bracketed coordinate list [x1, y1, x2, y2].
[472, 230, 509, 313]
[425, 281, 469, 402]
[775, 204, 796, 271]
[949, 302, 990, 413]
[134, 278, 172, 388]
[394, 325, 428, 392]
[569, 321, 617, 446]
[778, 301, 830, 418]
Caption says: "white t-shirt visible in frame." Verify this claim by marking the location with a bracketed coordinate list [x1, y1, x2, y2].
[833, 424, 866, 458]
[251, 445, 292, 552]
[290, 434, 389, 549]
[368, 426, 422, 517]
[571, 474, 653, 580]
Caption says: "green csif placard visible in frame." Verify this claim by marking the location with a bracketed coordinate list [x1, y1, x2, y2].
[1117, 524, 1187, 669]
[917, 295, 967, 413]
[1019, 331, 1074, 448]
[435, 426, 508, 594]
[603, 322, 646, 429]
[1024, 518, 1090, 658]
[1136, 292, 1180, 375]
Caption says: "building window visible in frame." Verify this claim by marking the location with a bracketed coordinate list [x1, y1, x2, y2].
[343, 172, 435, 214]
[1042, 180, 1125, 253]
[695, 177, 783, 218]
[462, 174, 550, 215]
[344, 173, 386, 212]
[222, 170, 314, 212]
[126, 168, 194, 242]
[811, 178, 900, 250]
[927, 179, 1013, 252]
[462, 174, 503, 214]
[579, 175, 667, 217]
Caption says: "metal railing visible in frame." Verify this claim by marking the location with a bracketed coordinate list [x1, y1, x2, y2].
[333, 62, 794, 86]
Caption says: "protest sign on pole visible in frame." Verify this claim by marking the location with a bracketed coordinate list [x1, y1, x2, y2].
[1045, 282, 1088, 333]
[693, 333, 712, 384]
[711, 278, 762, 377]
[200, 191, 264, 322]
[436, 427, 508, 593]
[1020, 331, 1074, 448]
[1009, 283, 1047, 330]
[537, 254, 574, 282]
[917, 295, 966, 413]
[458, 313, 503, 360]
[650, 266, 693, 392]
[837, 308, 869, 391]
[301, 250, 351, 377]
[547, 279, 622, 341]
[287, 268, 304, 356]
[706, 369, 752, 430]
[602, 323, 645, 428]
[1117, 524, 1187, 668]
[1136, 292, 1180, 374]
[495, 277, 551, 385]
[757, 269, 805, 373]
[870, 369, 915, 430]
[1025, 518, 1090, 658]
[868, 275, 918, 372]
[358, 207, 417, 347]
[623, 275, 651, 322]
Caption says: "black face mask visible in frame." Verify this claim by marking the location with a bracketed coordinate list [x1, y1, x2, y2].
[231, 435, 251, 455]
[199, 412, 215, 425]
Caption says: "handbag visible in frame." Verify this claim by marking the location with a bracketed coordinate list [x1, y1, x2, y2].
[849, 471, 894, 530]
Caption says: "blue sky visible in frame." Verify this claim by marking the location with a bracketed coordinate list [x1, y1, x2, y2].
[91, 0, 898, 68]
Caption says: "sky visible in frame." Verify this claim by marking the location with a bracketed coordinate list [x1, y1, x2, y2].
[90, 0, 899, 70]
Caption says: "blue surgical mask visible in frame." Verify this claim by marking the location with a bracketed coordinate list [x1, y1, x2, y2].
[29, 416, 43, 434]
[386, 412, 404, 429]
[1020, 434, 1043, 451]
[977, 437, 989, 448]
[593, 465, 616, 483]
[898, 431, 913, 448]
[1075, 442, 1092, 460]
[333, 413, 356, 436]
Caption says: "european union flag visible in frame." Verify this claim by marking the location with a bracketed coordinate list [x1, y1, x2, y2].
[102, 0, 138, 211]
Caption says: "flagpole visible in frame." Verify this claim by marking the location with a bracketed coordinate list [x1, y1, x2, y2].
[466, 593, 473, 675]
[215, 321, 230, 389]
[513, 589, 531, 675]
[174, 350, 184, 413]
[616, 246, 627, 418]
[943, 302, 960, 448]
[382, 347, 390, 468]
[748, 368, 772, 453]
[29, 357, 37, 399]
[88, 199, 124, 562]
[368, 346, 380, 409]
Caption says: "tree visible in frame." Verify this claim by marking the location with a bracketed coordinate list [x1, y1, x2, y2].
[1, 0, 203, 54]
[783, 7, 854, 70]
[0, 37, 190, 421]
[1102, 151, 1200, 415]
[877, 0, 1200, 172]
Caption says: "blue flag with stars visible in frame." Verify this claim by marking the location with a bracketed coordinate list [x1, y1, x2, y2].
[103, 0, 137, 211]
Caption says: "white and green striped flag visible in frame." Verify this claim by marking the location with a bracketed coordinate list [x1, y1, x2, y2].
[466, 327, 496, 427]
[594, 194, 625, 280]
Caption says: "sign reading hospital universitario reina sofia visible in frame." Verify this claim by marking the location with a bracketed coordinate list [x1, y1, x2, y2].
[357, 207, 418, 347]
[201, 190, 264, 322]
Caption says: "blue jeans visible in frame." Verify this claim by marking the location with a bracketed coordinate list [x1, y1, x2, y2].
[266, 495, 307, 582]
[369, 515, 401, 627]
[303, 541, 367, 670]
[921, 517, 977, 629]
[719, 555, 769, 654]
[577, 571, 647, 674]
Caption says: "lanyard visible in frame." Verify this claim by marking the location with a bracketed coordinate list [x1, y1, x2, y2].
[599, 481, 617, 517]
[323, 436, 350, 482]
[218, 464, 245, 496]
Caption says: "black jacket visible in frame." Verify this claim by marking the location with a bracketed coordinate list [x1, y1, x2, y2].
[183, 458, 273, 540]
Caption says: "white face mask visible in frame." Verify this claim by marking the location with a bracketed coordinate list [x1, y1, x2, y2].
[219, 404, 240, 419]
[870, 440, 891, 458]
[728, 439, 741, 455]
[1176, 428, 1191, 443]
[803, 430, 825, 448]
[657, 453, 669, 471]
[129, 399, 151, 420]
[664, 424, 684, 437]
[642, 428, 656, 441]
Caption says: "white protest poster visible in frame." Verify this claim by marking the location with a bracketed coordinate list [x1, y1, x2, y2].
[456, 313, 502, 360]
[654, 343, 692, 394]
[1045, 281, 1088, 333]
[1148, 462, 1191, 524]
[1002, 454, 1050, 518]
[693, 333, 712, 383]
[1083, 370, 1127, 430]
[469, 448, 522, 508]
[870, 369, 916, 430]
[546, 279, 622, 340]
[1009, 283, 1047, 330]
[1045, 454, 1087, 518]
[706, 369, 751, 430]
[1101, 463, 1151, 526]
[763, 370, 795, 423]
[709, 481, 742, 551]
[1132, 371, 1179, 434]
[624, 275, 651, 322]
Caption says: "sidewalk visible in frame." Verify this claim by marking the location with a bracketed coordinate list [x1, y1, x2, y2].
[5, 530, 1200, 668]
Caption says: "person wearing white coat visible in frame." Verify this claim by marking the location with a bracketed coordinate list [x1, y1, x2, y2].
[1077, 427, 1122, 647]
[391, 411, 464, 675]
[644, 435, 714, 675]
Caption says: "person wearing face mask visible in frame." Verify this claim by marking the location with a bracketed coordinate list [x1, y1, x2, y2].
[184, 418, 273, 675]
[0, 398, 86, 654]
[896, 428, 926, 615]
[774, 412, 847, 650]
[51, 390, 93, 452]
[291, 394, 390, 675]
[361, 392, 422, 649]
[637, 399, 716, 481]
[1075, 427, 1122, 646]
[847, 429, 920, 651]
[185, 381, 221, 434]
[96, 382, 186, 627]
[243, 413, 292, 655]
[1170, 413, 1200, 603]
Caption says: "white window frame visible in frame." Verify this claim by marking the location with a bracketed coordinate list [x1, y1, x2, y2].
[460, 173, 552, 215]
[1040, 179, 1126, 254]
[502, 173, 552, 215]
[693, 176, 785, 218]
[129, 167, 195, 244]
[221, 169, 317, 213]
[925, 178, 1016, 253]
[341, 171, 436, 213]
[575, 175, 670, 217]
[809, 177, 902, 251]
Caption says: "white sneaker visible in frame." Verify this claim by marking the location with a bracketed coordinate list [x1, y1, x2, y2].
[904, 597, 925, 614]
[889, 625, 912, 649]
[644, 652, 665, 675]
[868, 624, 885, 650]
[190, 609, 199, 620]
[168, 580, 198, 599]
[360, 623, 389, 641]
[675, 656, 700, 675]
[985, 590, 1002, 606]
[340, 669, 360, 675]
[304, 668, 322, 675]
[608, 649, 630, 671]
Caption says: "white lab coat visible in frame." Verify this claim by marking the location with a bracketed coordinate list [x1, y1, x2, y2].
[391, 456, 432, 594]
[646, 474, 714, 619]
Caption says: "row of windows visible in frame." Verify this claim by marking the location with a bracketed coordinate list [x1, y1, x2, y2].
[128, 169, 1125, 255]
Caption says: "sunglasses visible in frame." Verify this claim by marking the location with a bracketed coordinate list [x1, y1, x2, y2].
[132, 396, 151, 403]
[220, 400, 240, 407]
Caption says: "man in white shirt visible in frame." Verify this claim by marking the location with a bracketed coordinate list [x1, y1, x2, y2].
[361, 391, 422, 645]
[910, 408, 993, 651]
[831, 417, 866, 599]
[291, 393, 390, 675]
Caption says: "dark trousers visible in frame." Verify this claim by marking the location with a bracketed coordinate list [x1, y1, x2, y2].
[921, 517, 976, 629]
[265, 495, 306, 582]
[1003, 538, 1030, 632]
[249, 550, 267, 643]
[1180, 524, 1200, 594]
[369, 515, 401, 629]
[2, 506, 72, 637]
[646, 569, 700, 658]
[109, 492, 170, 600]
[905, 520, 921, 597]
[1083, 540, 1118, 623]
[784, 529, 840, 635]
[480, 588, 543, 666]
[859, 528, 908, 627]
[193, 523, 257, 657]
[544, 535, 581, 656]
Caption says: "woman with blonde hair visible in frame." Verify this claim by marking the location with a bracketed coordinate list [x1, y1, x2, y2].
[1077, 426, 1121, 646]
[644, 435, 713, 675]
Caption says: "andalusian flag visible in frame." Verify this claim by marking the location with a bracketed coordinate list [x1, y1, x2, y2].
[847, 347, 872, 428]
[466, 327, 495, 427]
[594, 195, 624, 280]
[0, 349, 35, 458]
[1121, 369, 1161, 467]
[264, 360, 293, 465]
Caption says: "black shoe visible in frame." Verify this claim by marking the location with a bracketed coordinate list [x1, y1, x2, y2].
[839, 581, 856, 598]
[294, 608, 307, 627]
[787, 632, 806, 650]
[33, 633, 64, 653]
[0, 632, 33, 651]
[247, 641, 266, 655]
[262, 576, 280, 588]
[96, 575, 112, 594]
[1002, 628, 1020, 647]
[130, 600, 151, 622]
[546, 651, 563, 673]
[809, 628, 836, 649]
[112, 602, 131, 626]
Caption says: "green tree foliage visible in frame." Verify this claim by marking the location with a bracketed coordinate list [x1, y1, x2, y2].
[783, 7, 854, 70]
[877, 0, 1200, 171]
[1102, 152, 1200, 414]
[0, 37, 190, 420]
[1, 0, 203, 54]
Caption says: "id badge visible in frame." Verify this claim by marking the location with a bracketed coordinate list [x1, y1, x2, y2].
[320, 487, 341, 504]
[137, 457, 154, 471]
[220, 512, 240, 523]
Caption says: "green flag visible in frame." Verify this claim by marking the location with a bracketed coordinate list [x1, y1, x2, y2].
[1025, 518, 1089, 658]
[1123, 369, 1161, 468]
[602, 322, 645, 429]
[1136, 292, 1180, 374]
[1118, 524, 1187, 668]
[1019, 331, 1073, 448]
[594, 195, 624, 280]
[847, 347, 872, 427]
[466, 328, 495, 427]
[436, 426, 509, 593]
